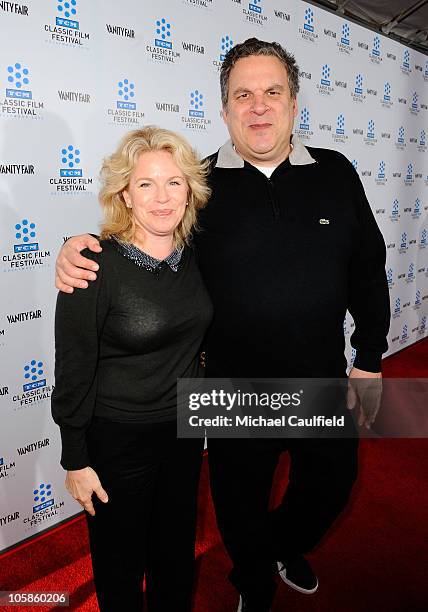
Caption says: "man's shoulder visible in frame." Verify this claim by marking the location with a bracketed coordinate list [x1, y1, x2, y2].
[305, 145, 354, 170]
[81, 239, 116, 264]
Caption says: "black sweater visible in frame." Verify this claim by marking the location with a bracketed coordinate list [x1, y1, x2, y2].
[194, 143, 390, 378]
[52, 240, 213, 470]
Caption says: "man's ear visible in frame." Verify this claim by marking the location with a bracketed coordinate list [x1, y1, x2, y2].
[292, 97, 298, 118]
[221, 105, 228, 124]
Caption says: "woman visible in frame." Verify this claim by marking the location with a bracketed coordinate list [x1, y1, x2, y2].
[51, 127, 213, 611]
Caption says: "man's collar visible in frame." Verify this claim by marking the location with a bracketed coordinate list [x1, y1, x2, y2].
[215, 134, 316, 169]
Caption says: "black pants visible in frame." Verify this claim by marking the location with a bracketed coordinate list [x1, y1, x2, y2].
[208, 436, 359, 606]
[85, 417, 204, 612]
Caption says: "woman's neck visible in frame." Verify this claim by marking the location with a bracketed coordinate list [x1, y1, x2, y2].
[131, 233, 175, 261]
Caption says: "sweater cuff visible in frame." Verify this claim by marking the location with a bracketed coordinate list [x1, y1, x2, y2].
[59, 427, 90, 471]
[353, 350, 382, 373]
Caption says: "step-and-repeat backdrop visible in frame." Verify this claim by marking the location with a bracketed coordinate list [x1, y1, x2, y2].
[0, 0, 427, 551]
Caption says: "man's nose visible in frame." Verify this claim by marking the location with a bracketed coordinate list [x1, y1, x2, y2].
[251, 93, 269, 114]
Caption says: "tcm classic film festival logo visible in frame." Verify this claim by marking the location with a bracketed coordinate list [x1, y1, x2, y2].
[106, 78, 144, 126]
[241, 0, 267, 26]
[146, 18, 180, 64]
[2, 220, 50, 273]
[43, 0, 90, 48]
[181, 90, 211, 131]
[212, 35, 234, 72]
[21, 483, 65, 531]
[381, 82, 393, 109]
[294, 107, 313, 142]
[12, 358, 54, 411]
[49, 144, 93, 194]
[369, 35, 382, 64]
[299, 6, 318, 42]
[1, 62, 44, 119]
[332, 114, 348, 144]
[337, 22, 353, 54]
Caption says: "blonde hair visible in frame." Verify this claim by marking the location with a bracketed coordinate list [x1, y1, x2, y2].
[99, 126, 211, 248]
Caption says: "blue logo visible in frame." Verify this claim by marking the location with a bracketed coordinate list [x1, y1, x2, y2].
[387, 267, 394, 287]
[377, 160, 385, 179]
[14, 219, 38, 253]
[411, 92, 418, 111]
[23, 359, 46, 392]
[6, 62, 31, 99]
[341, 22, 350, 45]
[425, 60, 428, 78]
[391, 198, 399, 219]
[367, 119, 375, 139]
[56, 0, 79, 30]
[407, 263, 415, 281]
[420, 316, 427, 333]
[0, 457, 3, 466]
[336, 113, 345, 135]
[420, 130, 426, 146]
[354, 73, 363, 94]
[372, 35, 380, 57]
[33, 482, 54, 514]
[403, 49, 410, 69]
[117, 78, 135, 110]
[401, 324, 409, 342]
[406, 163, 413, 181]
[393, 297, 401, 316]
[249, 0, 262, 14]
[415, 290, 421, 307]
[397, 126, 405, 145]
[350, 347, 356, 366]
[420, 228, 427, 248]
[413, 198, 421, 218]
[304, 6, 314, 32]
[189, 90, 204, 118]
[60, 145, 82, 177]
[352, 159, 358, 170]
[383, 82, 391, 102]
[321, 63, 330, 86]
[299, 107, 309, 131]
[155, 18, 172, 50]
[220, 35, 233, 61]
[400, 231, 408, 250]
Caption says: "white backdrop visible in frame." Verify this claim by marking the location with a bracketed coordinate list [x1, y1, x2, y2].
[0, 0, 427, 552]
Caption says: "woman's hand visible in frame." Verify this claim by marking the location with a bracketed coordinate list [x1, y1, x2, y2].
[65, 467, 109, 516]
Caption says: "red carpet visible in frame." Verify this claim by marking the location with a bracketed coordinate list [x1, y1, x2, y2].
[1, 340, 428, 611]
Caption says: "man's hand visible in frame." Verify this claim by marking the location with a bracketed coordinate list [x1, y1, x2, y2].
[55, 234, 102, 293]
[347, 367, 382, 429]
[65, 466, 108, 516]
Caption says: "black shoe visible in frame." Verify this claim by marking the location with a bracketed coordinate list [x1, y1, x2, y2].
[237, 595, 272, 612]
[277, 555, 318, 594]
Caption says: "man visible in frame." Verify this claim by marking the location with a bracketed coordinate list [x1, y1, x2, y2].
[55, 39, 390, 612]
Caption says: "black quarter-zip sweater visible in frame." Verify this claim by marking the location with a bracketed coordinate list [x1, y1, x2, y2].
[194, 137, 390, 378]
